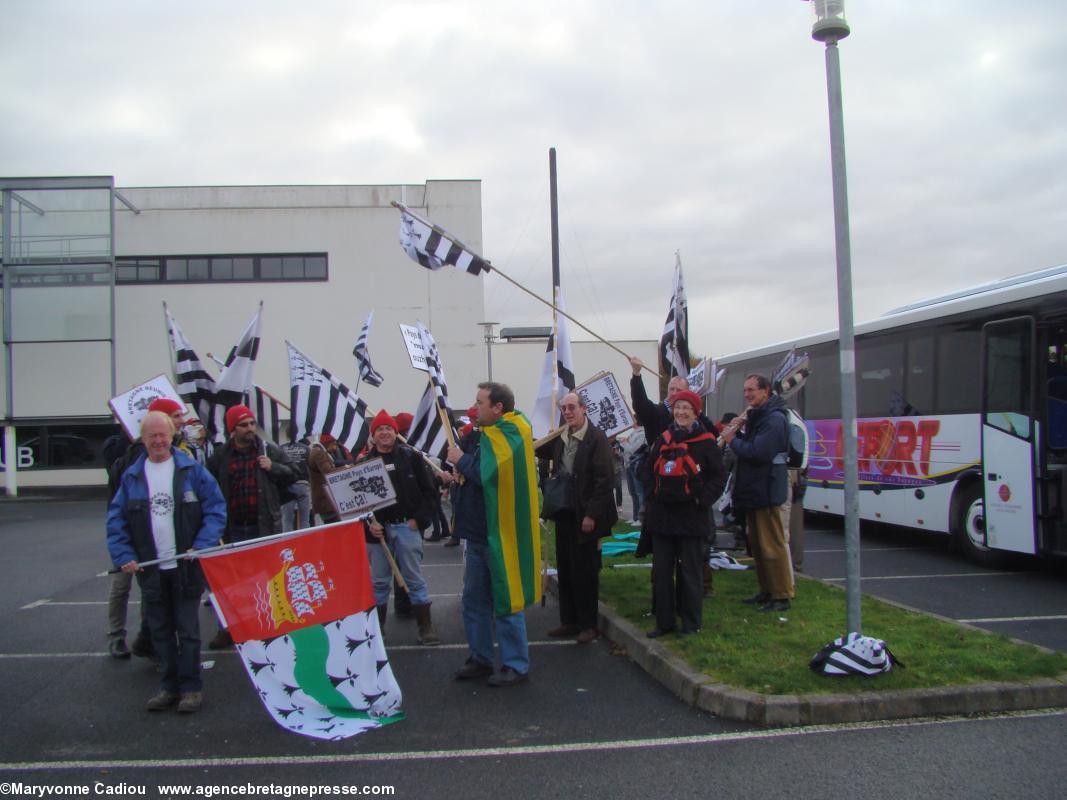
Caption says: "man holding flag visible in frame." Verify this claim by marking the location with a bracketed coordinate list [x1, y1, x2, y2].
[106, 411, 226, 713]
[447, 382, 540, 687]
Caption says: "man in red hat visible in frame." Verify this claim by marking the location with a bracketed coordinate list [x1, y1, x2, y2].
[206, 404, 297, 647]
[359, 409, 440, 646]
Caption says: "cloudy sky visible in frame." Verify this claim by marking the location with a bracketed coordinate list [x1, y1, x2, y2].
[3, 1, 1065, 357]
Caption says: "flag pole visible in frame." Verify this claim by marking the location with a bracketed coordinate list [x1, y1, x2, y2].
[390, 200, 661, 380]
[549, 148, 562, 428]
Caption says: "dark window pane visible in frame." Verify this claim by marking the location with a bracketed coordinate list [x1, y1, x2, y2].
[261, 257, 281, 279]
[213, 258, 233, 280]
[116, 265, 136, 282]
[904, 334, 934, 415]
[233, 258, 254, 279]
[167, 259, 187, 280]
[936, 324, 980, 414]
[138, 264, 159, 281]
[282, 257, 304, 278]
[805, 342, 841, 420]
[856, 338, 904, 418]
[188, 258, 209, 280]
[305, 256, 327, 278]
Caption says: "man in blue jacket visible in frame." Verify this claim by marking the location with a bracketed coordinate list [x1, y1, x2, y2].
[720, 374, 795, 612]
[107, 411, 226, 713]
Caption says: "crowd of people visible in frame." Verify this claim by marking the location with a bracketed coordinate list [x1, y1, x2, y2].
[103, 362, 808, 714]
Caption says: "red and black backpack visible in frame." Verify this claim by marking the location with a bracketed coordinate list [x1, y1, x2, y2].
[652, 430, 715, 503]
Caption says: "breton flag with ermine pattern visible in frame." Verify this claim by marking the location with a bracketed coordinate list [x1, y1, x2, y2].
[353, 310, 384, 388]
[659, 253, 690, 378]
[405, 323, 455, 461]
[164, 303, 217, 429]
[530, 287, 576, 440]
[287, 341, 370, 455]
[208, 351, 283, 445]
[395, 202, 490, 276]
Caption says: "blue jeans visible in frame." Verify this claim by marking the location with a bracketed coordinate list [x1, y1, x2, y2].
[462, 541, 529, 674]
[143, 568, 202, 693]
[280, 481, 311, 532]
[369, 522, 430, 605]
[626, 462, 643, 519]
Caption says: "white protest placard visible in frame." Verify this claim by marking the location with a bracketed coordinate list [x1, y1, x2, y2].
[687, 357, 712, 395]
[399, 323, 428, 372]
[325, 458, 397, 517]
[108, 374, 185, 441]
[576, 371, 634, 439]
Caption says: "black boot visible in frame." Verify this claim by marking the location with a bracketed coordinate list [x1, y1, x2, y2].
[394, 582, 413, 618]
[412, 603, 440, 646]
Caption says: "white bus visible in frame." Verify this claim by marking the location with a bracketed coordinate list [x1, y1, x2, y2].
[708, 265, 1067, 567]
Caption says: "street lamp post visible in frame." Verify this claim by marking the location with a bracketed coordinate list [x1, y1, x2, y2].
[809, 0, 862, 633]
[478, 322, 499, 381]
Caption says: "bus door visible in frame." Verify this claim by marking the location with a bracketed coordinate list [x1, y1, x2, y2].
[980, 316, 1038, 555]
[1037, 322, 1067, 555]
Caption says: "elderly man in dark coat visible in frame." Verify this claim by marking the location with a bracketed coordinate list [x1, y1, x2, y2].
[536, 392, 618, 643]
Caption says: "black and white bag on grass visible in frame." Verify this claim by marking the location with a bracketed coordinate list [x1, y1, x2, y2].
[809, 632, 903, 676]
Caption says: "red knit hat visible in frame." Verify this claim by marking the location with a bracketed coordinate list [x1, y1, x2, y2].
[671, 389, 703, 414]
[371, 409, 399, 433]
[319, 433, 336, 445]
[394, 412, 413, 435]
[225, 404, 256, 433]
[148, 398, 184, 416]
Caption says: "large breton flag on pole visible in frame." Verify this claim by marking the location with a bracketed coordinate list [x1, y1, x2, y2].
[395, 201, 490, 276]
[406, 323, 455, 461]
[479, 411, 542, 615]
[215, 302, 263, 408]
[208, 352, 283, 445]
[164, 303, 217, 427]
[287, 341, 370, 454]
[353, 311, 384, 388]
[659, 253, 691, 378]
[198, 518, 404, 740]
[530, 288, 576, 440]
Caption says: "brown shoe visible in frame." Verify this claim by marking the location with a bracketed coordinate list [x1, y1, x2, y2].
[546, 624, 580, 638]
[146, 690, 179, 711]
[177, 691, 202, 714]
[208, 629, 233, 649]
[575, 628, 599, 644]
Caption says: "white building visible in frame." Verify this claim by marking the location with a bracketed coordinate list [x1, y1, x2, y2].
[2, 177, 657, 493]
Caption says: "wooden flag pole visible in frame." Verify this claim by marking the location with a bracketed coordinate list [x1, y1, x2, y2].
[369, 514, 409, 592]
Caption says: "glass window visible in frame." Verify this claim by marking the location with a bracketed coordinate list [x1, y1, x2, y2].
[167, 258, 187, 280]
[187, 258, 209, 280]
[903, 333, 934, 415]
[212, 258, 233, 280]
[856, 337, 905, 418]
[116, 264, 137, 282]
[282, 256, 304, 278]
[984, 318, 1032, 438]
[260, 257, 281, 279]
[804, 342, 841, 420]
[13, 423, 118, 470]
[936, 323, 981, 414]
[233, 257, 254, 279]
[138, 262, 160, 281]
[306, 255, 327, 278]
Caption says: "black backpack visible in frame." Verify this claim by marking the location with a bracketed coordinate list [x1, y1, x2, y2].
[652, 430, 716, 503]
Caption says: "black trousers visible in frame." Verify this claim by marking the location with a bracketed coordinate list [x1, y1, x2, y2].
[555, 513, 601, 631]
[651, 534, 704, 633]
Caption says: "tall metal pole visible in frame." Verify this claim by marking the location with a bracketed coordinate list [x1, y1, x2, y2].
[549, 148, 562, 423]
[813, 3, 861, 633]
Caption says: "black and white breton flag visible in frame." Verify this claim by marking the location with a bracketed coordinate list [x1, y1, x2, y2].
[530, 287, 576, 440]
[208, 351, 282, 445]
[395, 202, 490, 276]
[287, 341, 369, 455]
[164, 303, 217, 429]
[215, 303, 263, 408]
[353, 310, 384, 388]
[406, 323, 455, 461]
[659, 253, 691, 378]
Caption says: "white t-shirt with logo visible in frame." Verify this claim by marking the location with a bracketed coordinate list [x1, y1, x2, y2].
[144, 456, 178, 570]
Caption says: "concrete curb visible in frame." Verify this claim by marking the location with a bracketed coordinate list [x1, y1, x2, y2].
[574, 583, 1067, 727]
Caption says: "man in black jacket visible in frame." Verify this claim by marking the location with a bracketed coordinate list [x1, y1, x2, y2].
[360, 410, 440, 646]
[720, 374, 794, 612]
[207, 404, 297, 647]
[536, 392, 617, 643]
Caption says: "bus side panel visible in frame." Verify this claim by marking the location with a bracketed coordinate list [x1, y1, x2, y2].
[804, 413, 979, 534]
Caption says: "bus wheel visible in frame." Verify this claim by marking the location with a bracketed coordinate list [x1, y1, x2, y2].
[953, 484, 1005, 567]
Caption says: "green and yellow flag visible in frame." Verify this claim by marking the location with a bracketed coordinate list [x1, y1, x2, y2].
[479, 410, 542, 616]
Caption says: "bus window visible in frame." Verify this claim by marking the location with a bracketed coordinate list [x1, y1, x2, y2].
[903, 334, 934, 415]
[937, 323, 981, 414]
[984, 317, 1032, 439]
[856, 338, 905, 418]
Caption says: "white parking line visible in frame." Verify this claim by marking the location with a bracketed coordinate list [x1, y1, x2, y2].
[2, 709, 1063, 772]
[823, 572, 1021, 582]
[804, 547, 934, 554]
[958, 614, 1067, 623]
[20, 593, 462, 609]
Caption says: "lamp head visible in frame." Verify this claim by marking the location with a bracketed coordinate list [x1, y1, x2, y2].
[807, 0, 850, 42]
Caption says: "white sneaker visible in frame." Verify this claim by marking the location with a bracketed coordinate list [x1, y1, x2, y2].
[629, 518, 641, 527]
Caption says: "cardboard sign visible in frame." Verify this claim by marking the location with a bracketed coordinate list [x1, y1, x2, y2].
[325, 458, 398, 517]
[108, 374, 185, 440]
[399, 323, 428, 371]
[576, 371, 634, 439]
